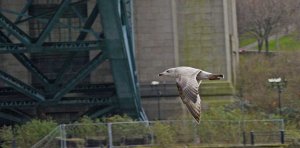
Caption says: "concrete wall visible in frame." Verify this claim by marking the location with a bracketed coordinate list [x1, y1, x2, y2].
[177, 0, 227, 75]
[134, 0, 176, 83]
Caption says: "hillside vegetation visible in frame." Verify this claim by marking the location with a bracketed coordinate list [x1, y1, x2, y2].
[238, 52, 300, 126]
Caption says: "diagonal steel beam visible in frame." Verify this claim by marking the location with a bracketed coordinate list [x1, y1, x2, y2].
[0, 30, 50, 86]
[15, 0, 87, 25]
[0, 112, 24, 123]
[0, 70, 45, 102]
[6, 0, 33, 38]
[0, 12, 31, 45]
[12, 54, 50, 86]
[54, 5, 99, 86]
[0, 30, 11, 43]
[71, 5, 85, 24]
[35, 0, 70, 46]
[89, 106, 116, 119]
[9, 109, 32, 121]
[14, 0, 33, 23]
[52, 52, 108, 101]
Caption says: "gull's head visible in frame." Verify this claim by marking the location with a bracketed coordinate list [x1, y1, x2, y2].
[158, 68, 176, 77]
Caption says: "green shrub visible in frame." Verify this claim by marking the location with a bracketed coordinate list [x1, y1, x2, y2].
[152, 122, 175, 147]
[0, 126, 14, 148]
[16, 119, 57, 147]
[0, 119, 58, 148]
[68, 116, 107, 138]
[238, 52, 300, 125]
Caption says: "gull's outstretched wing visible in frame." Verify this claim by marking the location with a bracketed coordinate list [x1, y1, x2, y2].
[176, 72, 201, 123]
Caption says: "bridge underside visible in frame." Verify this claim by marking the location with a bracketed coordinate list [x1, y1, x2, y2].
[0, 0, 146, 124]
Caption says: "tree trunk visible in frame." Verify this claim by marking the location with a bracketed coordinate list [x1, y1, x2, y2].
[257, 39, 263, 52]
[265, 37, 269, 54]
[275, 33, 280, 50]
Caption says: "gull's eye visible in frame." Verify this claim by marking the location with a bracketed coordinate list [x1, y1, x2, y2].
[166, 70, 170, 73]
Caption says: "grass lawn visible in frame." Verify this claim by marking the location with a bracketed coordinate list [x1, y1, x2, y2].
[239, 33, 300, 51]
[268, 35, 300, 51]
[239, 34, 256, 47]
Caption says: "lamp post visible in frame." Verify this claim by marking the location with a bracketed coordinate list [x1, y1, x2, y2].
[268, 77, 287, 115]
[151, 81, 161, 120]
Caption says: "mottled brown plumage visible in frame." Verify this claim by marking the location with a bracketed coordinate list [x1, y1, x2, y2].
[159, 67, 223, 123]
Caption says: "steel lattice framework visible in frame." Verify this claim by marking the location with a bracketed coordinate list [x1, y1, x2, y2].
[0, 0, 146, 124]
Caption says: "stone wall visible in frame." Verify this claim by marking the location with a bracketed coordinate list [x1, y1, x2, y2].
[134, 0, 176, 83]
[177, 0, 227, 76]
[134, 0, 238, 83]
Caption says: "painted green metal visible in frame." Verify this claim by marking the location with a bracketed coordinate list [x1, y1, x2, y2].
[0, 83, 115, 95]
[35, 0, 70, 46]
[120, 0, 145, 119]
[0, 96, 114, 107]
[9, 109, 32, 121]
[0, 112, 25, 123]
[0, 30, 11, 43]
[0, 12, 31, 45]
[53, 52, 108, 101]
[0, 40, 103, 53]
[0, 7, 99, 38]
[97, 0, 143, 119]
[0, 101, 36, 107]
[6, 0, 33, 38]
[12, 54, 50, 87]
[0, 0, 145, 123]
[0, 70, 45, 102]
[89, 106, 116, 119]
[54, 5, 99, 86]
[13, 0, 33, 24]
[0, 30, 50, 87]
[15, 0, 86, 25]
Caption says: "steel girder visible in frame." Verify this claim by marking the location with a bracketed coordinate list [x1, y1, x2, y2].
[0, 30, 51, 87]
[35, 0, 70, 46]
[0, 70, 45, 102]
[0, 40, 104, 53]
[0, 0, 145, 123]
[0, 112, 25, 123]
[52, 51, 108, 101]
[53, 4, 100, 86]
[0, 13, 31, 45]
[97, 0, 145, 119]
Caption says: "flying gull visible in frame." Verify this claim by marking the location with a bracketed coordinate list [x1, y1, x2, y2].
[158, 66, 223, 123]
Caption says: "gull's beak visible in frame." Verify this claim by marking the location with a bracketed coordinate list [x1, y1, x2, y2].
[158, 73, 163, 76]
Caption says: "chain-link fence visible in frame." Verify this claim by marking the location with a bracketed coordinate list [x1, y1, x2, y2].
[32, 119, 285, 148]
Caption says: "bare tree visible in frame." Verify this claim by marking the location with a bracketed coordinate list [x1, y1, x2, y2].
[237, 0, 298, 53]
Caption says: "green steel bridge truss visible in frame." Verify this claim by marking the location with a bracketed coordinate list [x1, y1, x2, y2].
[0, 0, 146, 124]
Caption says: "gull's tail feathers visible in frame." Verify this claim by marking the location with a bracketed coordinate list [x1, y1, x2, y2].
[208, 74, 224, 80]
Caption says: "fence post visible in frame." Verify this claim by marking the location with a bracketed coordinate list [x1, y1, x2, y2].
[108, 123, 113, 148]
[280, 130, 285, 144]
[250, 131, 254, 145]
[60, 125, 63, 148]
[242, 131, 246, 145]
[60, 124, 67, 148]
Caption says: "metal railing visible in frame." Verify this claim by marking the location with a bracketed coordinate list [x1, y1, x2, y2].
[32, 119, 285, 148]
